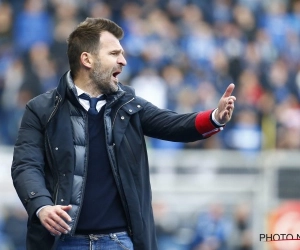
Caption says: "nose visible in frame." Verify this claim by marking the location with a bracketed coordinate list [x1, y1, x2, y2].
[117, 54, 127, 66]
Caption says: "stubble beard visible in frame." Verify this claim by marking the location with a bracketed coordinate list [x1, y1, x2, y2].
[90, 59, 118, 95]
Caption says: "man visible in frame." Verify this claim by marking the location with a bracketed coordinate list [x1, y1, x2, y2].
[11, 17, 236, 250]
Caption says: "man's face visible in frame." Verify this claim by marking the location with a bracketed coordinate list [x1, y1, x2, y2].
[90, 31, 126, 95]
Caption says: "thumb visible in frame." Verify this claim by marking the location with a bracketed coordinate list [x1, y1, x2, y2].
[222, 83, 235, 98]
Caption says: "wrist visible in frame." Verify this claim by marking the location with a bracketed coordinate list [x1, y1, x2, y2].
[212, 108, 225, 126]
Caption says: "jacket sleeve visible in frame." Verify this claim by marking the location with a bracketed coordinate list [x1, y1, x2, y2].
[139, 99, 223, 142]
[11, 103, 54, 222]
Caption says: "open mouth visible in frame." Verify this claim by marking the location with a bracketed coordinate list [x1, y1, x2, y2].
[112, 70, 121, 80]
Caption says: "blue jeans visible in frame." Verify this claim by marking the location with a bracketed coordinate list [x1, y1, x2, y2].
[56, 232, 134, 250]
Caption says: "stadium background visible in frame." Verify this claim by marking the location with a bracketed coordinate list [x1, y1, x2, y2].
[1, 0, 300, 249]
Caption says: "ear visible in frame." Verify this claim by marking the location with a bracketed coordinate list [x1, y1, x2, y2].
[80, 52, 93, 69]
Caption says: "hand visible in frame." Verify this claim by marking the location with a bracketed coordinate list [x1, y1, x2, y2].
[38, 205, 72, 236]
[215, 83, 236, 124]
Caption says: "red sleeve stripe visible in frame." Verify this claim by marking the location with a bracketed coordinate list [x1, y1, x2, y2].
[195, 110, 223, 138]
[202, 127, 223, 137]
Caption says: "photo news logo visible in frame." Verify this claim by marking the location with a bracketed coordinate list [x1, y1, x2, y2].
[260, 234, 300, 242]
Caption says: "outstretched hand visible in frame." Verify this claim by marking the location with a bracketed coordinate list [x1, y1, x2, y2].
[214, 83, 236, 124]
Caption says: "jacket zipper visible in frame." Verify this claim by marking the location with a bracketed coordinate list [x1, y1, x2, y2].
[47, 94, 62, 123]
[107, 97, 135, 236]
[46, 94, 62, 204]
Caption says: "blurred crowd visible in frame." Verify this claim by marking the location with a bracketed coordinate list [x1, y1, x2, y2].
[2, 1, 293, 249]
[1, 0, 300, 152]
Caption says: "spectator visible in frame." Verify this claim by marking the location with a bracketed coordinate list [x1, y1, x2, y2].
[13, 0, 53, 54]
[228, 203, 253, 250]
[190, 203, 232, 250]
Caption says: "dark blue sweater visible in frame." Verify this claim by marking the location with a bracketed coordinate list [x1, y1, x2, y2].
[76, 107, 127, 234]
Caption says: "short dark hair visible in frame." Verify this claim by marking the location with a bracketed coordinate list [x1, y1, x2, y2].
[67, 17, 124, 78]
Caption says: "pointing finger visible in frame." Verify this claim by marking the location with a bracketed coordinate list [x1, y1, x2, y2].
[222, 83, 235, 98]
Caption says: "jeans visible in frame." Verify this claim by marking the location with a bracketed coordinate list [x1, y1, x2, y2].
[56, 232, 134, 250]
